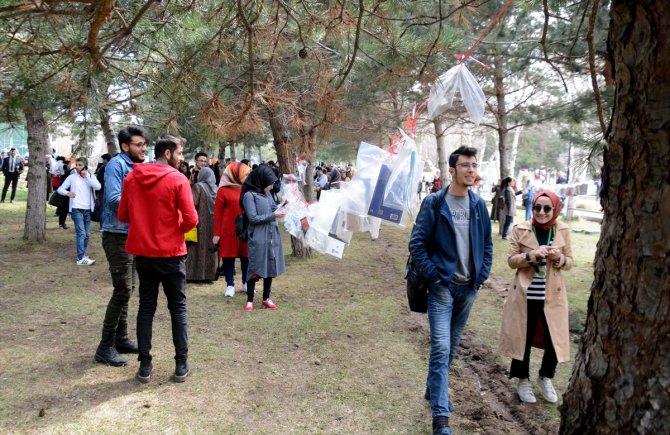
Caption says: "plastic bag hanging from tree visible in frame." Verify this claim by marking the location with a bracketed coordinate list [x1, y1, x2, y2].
[427, 63, 486, 126]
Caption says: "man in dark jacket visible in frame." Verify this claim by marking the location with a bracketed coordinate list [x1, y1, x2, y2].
[408, 146, 493, 435]
[95, 127, 147, 367]
[119, 137, 198, 384]
[1, 148, 24, 203]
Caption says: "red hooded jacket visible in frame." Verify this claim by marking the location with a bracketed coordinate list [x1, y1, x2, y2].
[118, 163, 198, 257]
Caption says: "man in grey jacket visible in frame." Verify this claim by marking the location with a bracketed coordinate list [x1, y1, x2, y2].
[94, 126, 148, 367]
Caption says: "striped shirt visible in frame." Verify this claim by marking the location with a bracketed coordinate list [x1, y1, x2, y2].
[527, 226, 552, 301]
[528, 259, 547, 300]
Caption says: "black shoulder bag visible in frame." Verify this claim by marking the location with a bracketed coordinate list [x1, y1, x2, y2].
[405, 190, 445, 313]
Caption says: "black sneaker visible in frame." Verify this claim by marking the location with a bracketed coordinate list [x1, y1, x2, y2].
[173, 360, 190, 383]
[94, 346, 128, 367]
[432, 416, 451, 435]
[115, 337, 139, 354]
[137, 360, 153, 384]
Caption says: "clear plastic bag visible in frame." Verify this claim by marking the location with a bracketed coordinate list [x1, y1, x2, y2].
[428, 63, 485, 126]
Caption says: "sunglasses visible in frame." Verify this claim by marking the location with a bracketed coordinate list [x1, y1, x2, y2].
[533, 205, 553, 213]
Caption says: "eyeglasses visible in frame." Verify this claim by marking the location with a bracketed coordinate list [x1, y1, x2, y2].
[533, 205, 553, 213]
[456, 162, 479, 169]
[128, 141, 147, 148]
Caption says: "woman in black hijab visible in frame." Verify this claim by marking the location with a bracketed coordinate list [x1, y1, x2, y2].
[240, 165, 287, 311]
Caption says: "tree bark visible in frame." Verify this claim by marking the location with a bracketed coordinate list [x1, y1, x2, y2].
[560, 1, 670, 433]
[99, 109, 118, 155]
[267, 106, 292, 175]
[218, 141, 226, 162]
[23, 104, 49, 242]
[434, 115, 450, 186]
[492, 57, 510, 179]
[229, 140, 236, 160]
[509, 126, 522, 177]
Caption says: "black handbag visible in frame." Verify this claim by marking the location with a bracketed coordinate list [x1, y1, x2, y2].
[405, 256, 429, 313]
[48, 191, 66, 208]
[235, 212, 249, 242]
[405, 188, 445, 313]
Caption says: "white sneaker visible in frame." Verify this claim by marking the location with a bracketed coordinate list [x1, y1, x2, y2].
[224, 285, 235, 297]
[538, 376, 558, 403]
[517, 379, 536, 403]
[76, 257, 96, 266]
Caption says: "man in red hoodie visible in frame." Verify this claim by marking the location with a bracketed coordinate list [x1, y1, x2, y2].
[118, 137, 198, 384]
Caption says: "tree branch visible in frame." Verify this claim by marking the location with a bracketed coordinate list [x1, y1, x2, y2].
[586, 0, 607, 137]
[334, 0, 364, 91]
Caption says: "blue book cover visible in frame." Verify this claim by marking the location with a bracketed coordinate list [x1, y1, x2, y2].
[368, 164, 403, 224]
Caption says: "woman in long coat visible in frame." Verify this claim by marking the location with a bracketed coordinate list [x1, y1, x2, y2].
[213, 162, 251, 297]
[186, 167, 218, 281]
[240, 165, 286, 311]
[500, 191, 573, 404]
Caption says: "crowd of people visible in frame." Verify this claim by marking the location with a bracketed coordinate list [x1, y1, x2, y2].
[29, 126, 287, 384]
[3, 137, 575, 433]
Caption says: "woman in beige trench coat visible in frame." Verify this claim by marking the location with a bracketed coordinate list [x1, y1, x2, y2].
[500, 191, 573, 404]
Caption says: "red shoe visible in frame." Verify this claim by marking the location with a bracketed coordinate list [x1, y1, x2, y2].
[262, 299, 278, 309]
[244, 302, 254, 311]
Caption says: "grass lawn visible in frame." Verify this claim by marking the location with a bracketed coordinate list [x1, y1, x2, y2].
[0, 189, 598, 433]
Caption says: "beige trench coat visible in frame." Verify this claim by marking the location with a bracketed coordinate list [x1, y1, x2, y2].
[499, 220, 573, 363]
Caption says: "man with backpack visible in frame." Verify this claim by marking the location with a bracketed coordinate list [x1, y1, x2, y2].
[408, 146, 493, 435]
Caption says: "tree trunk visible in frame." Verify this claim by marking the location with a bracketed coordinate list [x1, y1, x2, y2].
[23, 104, 49, 242]
[492, 58, 510, 179]
[298, 115, 318, 203]
[229, 140, 236, 160]
[218, 141, 226, 162]
[559, 1, 670, 433]
[267, 106, 292, 175]
[291, 235, 311, 258]
[434, 115, 449, 186]
[99, 109, 118, 155]
[509, 126, 522, 177]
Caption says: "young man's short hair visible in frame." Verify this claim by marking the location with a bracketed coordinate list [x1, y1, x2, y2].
[194, 152, 208, 161]
[448, 146, 478, 168]
[76, 156, 88, 167]
[160, 134, 186, 147]
[101, 153, 112, 162]
[117, 126, 147, 146]
[154, 138, 179, 159]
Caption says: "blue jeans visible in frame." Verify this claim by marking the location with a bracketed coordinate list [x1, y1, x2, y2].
[427, 280, 478, 417]
[71, 208, 91, 260]
[502, 215, 514, 238]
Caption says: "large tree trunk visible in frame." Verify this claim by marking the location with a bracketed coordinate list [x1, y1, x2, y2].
[434, 115, 449, 186]
[99, 109, 118, 155]
[492, 57, 510, 179]
[559, 1, 670, 433]
[23, 104, 49, 242]
[267, 106, 292, 175]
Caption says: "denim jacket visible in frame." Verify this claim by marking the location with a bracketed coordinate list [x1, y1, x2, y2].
[408, 186, 493, 288]
[101, 152, 135, 233]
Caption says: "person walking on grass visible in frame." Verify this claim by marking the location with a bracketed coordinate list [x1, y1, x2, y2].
[408, 146, 493, 435]
[240, 165, 286, 311]
[94, 126, 147, 367]
[57, 157, 101, 265]
[500, 191, 573, 404]
[119, 137, 198, 384]
[213, 162, 252, 297]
